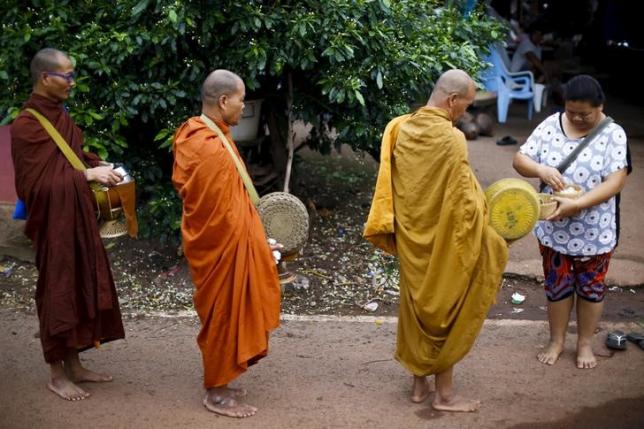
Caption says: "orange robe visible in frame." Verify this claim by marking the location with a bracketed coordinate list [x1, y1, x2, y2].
[172, 117, 281, 388]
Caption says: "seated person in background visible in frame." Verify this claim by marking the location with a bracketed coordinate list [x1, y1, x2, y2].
[510, 27, 548, 83]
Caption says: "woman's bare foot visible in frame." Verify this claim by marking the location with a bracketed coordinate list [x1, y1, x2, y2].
[47, 376, 90, 401]
[432, 393, 480, 412]
[410, 376, 431, 403]
[203, 391, 257, 418]
[576, 343, 597, 369]
[537, 341, 564, 365]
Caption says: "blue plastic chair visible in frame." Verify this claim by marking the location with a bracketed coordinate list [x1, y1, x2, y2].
[481, 45, 535, 123]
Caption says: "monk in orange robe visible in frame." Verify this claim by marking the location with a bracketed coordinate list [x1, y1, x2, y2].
[172, 69, 281, 418]
[364, 70, 508, 412]
[11, 49, 125, 401]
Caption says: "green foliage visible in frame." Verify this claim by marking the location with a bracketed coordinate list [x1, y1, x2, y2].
[0, 0, 504, 241]
[368, 250, 400, 291]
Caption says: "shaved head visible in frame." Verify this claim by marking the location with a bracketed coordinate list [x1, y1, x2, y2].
[30, 48, 69, 85]
[427, 69, 476, 123]
[201, 69, 244, 106]
[431, 69, 474, 99]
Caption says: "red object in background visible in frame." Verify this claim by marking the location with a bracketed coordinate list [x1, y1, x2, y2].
[0, 125, 18, 202]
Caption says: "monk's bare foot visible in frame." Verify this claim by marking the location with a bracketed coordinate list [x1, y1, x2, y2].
[47, 376, 90, 401]
[67, 366, 113, 383]
[203, 393, 257, 418]
[576, 343, 597, 369]
[432, 394, 480, 412]
[226, 387, 247, 398]
[410, 376, 431, 403]
[537, 341, 564, 365]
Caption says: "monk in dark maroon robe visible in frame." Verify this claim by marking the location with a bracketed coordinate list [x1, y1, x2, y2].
[10, 48, 125, 401]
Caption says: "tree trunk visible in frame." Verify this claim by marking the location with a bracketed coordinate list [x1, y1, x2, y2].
[283, 73, 295, 193]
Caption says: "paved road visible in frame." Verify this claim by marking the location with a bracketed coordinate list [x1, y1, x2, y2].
[1, 310, 643, 429]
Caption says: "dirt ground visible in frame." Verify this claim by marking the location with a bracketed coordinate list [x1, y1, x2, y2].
[1, 310, 643, 429]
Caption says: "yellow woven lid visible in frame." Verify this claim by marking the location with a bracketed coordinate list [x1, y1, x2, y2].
[485, 178, 539, 240]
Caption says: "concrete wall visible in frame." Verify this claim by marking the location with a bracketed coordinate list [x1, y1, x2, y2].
[0, 126, 16, 202]
[0, 125, 33, 262]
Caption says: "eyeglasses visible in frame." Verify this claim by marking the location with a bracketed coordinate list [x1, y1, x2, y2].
[45, 71, 76, 83]
[566, 110, 595, 121]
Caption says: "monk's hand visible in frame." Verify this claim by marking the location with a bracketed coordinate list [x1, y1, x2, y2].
[86, 166, 123, 187]
[267, 238, 284, 264]
[537, 165, 565, 192]
[547, 196, 581, 221]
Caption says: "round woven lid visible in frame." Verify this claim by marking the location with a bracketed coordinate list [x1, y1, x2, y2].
[257, 192, 309, 255]
[99, 219, 128, 239]
[485, 178, 539, 240]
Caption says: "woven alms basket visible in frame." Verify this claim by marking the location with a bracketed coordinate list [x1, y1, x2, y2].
[485, 178, 540, 240]
[99, 217, 129, 239]
[257, 192, 310, 257]
[538, 193, 558, 219]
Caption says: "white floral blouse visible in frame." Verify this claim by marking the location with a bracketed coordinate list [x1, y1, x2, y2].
[519, 113, 629, 256]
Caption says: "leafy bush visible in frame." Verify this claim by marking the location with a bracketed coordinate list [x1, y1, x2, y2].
[0, 0, 503, 242]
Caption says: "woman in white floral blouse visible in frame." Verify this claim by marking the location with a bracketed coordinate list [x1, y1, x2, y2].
[513, 75, 631, 369]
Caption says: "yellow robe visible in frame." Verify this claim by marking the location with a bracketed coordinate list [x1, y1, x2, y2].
[364, 107, 508, 376]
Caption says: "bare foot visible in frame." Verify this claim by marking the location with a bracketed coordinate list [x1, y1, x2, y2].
[203, 393, 257, 418]
[576, 343, 597, 369]
[410, 376, 431, 403]
[47, 376, 90, 401]
[67, 366, 113, 383]
[226, 387, 248, 399]
[537, 342, 564, 365]
[432, 394, 480, 412]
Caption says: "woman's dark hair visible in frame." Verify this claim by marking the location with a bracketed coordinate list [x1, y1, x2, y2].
[564, 75, 605, 107]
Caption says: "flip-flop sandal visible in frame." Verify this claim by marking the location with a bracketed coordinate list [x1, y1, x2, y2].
[496, 136, 518, 146]
[606, 330, 627, 350]
[626, 332, 644, 343]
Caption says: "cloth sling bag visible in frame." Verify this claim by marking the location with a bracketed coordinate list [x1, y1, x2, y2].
[24, 108, 138, 236]
[540, 115, 613, 192]
[200, 113, 260, 205]
[199, 114, 310, 256]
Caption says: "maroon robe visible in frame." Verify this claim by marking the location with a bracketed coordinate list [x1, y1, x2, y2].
[10, 93, 124, 363]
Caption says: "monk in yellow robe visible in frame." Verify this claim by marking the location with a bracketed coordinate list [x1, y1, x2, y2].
[364, 70, 508, 412]
[172, 69, 281, 418]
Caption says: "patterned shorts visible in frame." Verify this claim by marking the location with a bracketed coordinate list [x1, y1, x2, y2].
[539, 245, 613, 303]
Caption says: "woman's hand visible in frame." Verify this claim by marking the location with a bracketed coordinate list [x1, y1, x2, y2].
[537, 165, 565, 192]
[547, 196, 581, 221]
[86, 166, 123, 186]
